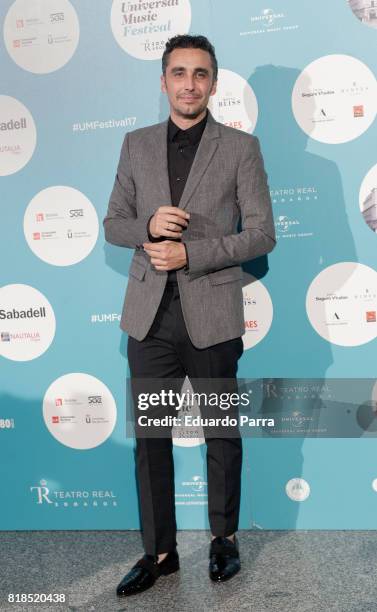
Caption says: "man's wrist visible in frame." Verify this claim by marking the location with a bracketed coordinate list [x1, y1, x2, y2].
[183, 243, 189, 272]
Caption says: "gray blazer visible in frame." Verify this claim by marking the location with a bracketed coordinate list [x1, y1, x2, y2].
[103, 110, 276, 349]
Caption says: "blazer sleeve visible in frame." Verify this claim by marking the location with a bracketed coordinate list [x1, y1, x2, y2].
[183, 135, 276, 275]
[103, 133, 151, 249]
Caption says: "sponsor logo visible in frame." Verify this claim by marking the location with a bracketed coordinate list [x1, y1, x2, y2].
[88, 396, 102, 404]
[50, 12, 65, 23]
[0, 418, 15, 429]
[250, 8, 284, 27]
[366, 311, 376, 322]
[0, 117, 27, 131]
[69, 208, 84, 218]
[0, 307, 46, 320]
[285, 478, 310, 501]
[30, 479, 118, 507]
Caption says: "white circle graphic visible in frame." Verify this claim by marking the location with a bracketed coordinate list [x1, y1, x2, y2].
[359, 163, 377, 234]
[242, 277, 273, 350]
[23, 186, 99, 266]
[208, 69, 258, 133]
[372, 478, 377, 492]
[348, 0, 377, 30]
[292, 54, 377, 144]
[286, 478, 310, 502]
[306, 262, 377, 346]
[4, 0, 79, 74]
[0, 95, 37, 176]
[110, 0, 191, 60]
[43, 373, 117, 450]
[0, 284, 55, 361]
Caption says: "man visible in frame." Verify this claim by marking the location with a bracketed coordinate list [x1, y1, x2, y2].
[103, 34, 276, 597]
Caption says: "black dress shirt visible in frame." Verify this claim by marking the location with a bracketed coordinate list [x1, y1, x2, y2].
[147, 110, 208, 283]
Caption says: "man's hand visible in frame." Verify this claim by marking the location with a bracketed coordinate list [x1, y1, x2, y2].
[143, 241, 187, 271]
[149, 206, 190, 239]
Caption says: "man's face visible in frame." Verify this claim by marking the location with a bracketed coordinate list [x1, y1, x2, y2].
[161, 47, 217, 120]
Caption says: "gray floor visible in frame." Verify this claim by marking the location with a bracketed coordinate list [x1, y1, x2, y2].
[1, 530, 377, 611]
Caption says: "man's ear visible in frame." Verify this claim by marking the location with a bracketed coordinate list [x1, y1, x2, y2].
[210, 79, 217, 97]
[160, 74, 167, 93]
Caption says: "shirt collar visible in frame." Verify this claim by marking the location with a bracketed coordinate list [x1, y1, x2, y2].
[168, 109, 208, 145]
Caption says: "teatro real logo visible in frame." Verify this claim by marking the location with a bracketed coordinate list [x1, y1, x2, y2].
[30, 479, 118, 508]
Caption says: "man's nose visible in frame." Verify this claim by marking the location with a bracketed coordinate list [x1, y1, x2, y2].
[184, 75, 195, 90]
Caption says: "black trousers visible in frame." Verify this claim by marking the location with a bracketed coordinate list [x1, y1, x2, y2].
[127, 281, 244, 555]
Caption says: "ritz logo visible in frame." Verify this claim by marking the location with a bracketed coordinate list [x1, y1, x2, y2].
[30, 479, 53, 505]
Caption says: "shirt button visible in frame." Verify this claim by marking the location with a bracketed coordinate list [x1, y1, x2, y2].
[179, 148, 183, 153]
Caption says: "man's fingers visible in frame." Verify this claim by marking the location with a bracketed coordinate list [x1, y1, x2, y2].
[157, 206, 190, 220]
[143, 243, 167, 252]
[164, 214, 188, 228]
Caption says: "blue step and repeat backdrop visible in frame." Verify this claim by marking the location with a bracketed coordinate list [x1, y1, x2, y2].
[1, 0, 377, 530]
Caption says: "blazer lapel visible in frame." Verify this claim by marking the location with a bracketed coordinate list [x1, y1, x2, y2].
[150, 110, 220, 210]
[179, 111, 220, 211]
[151, 119, 172, 206]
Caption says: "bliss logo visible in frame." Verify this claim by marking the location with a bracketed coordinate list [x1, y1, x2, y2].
[218, 97, 241, 108]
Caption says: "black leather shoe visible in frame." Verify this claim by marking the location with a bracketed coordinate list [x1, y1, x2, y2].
[209, 536, 241, 582]
[116, 549, 179, 597]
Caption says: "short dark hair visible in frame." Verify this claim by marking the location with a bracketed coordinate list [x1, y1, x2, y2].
[162, 34, 218, 81]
